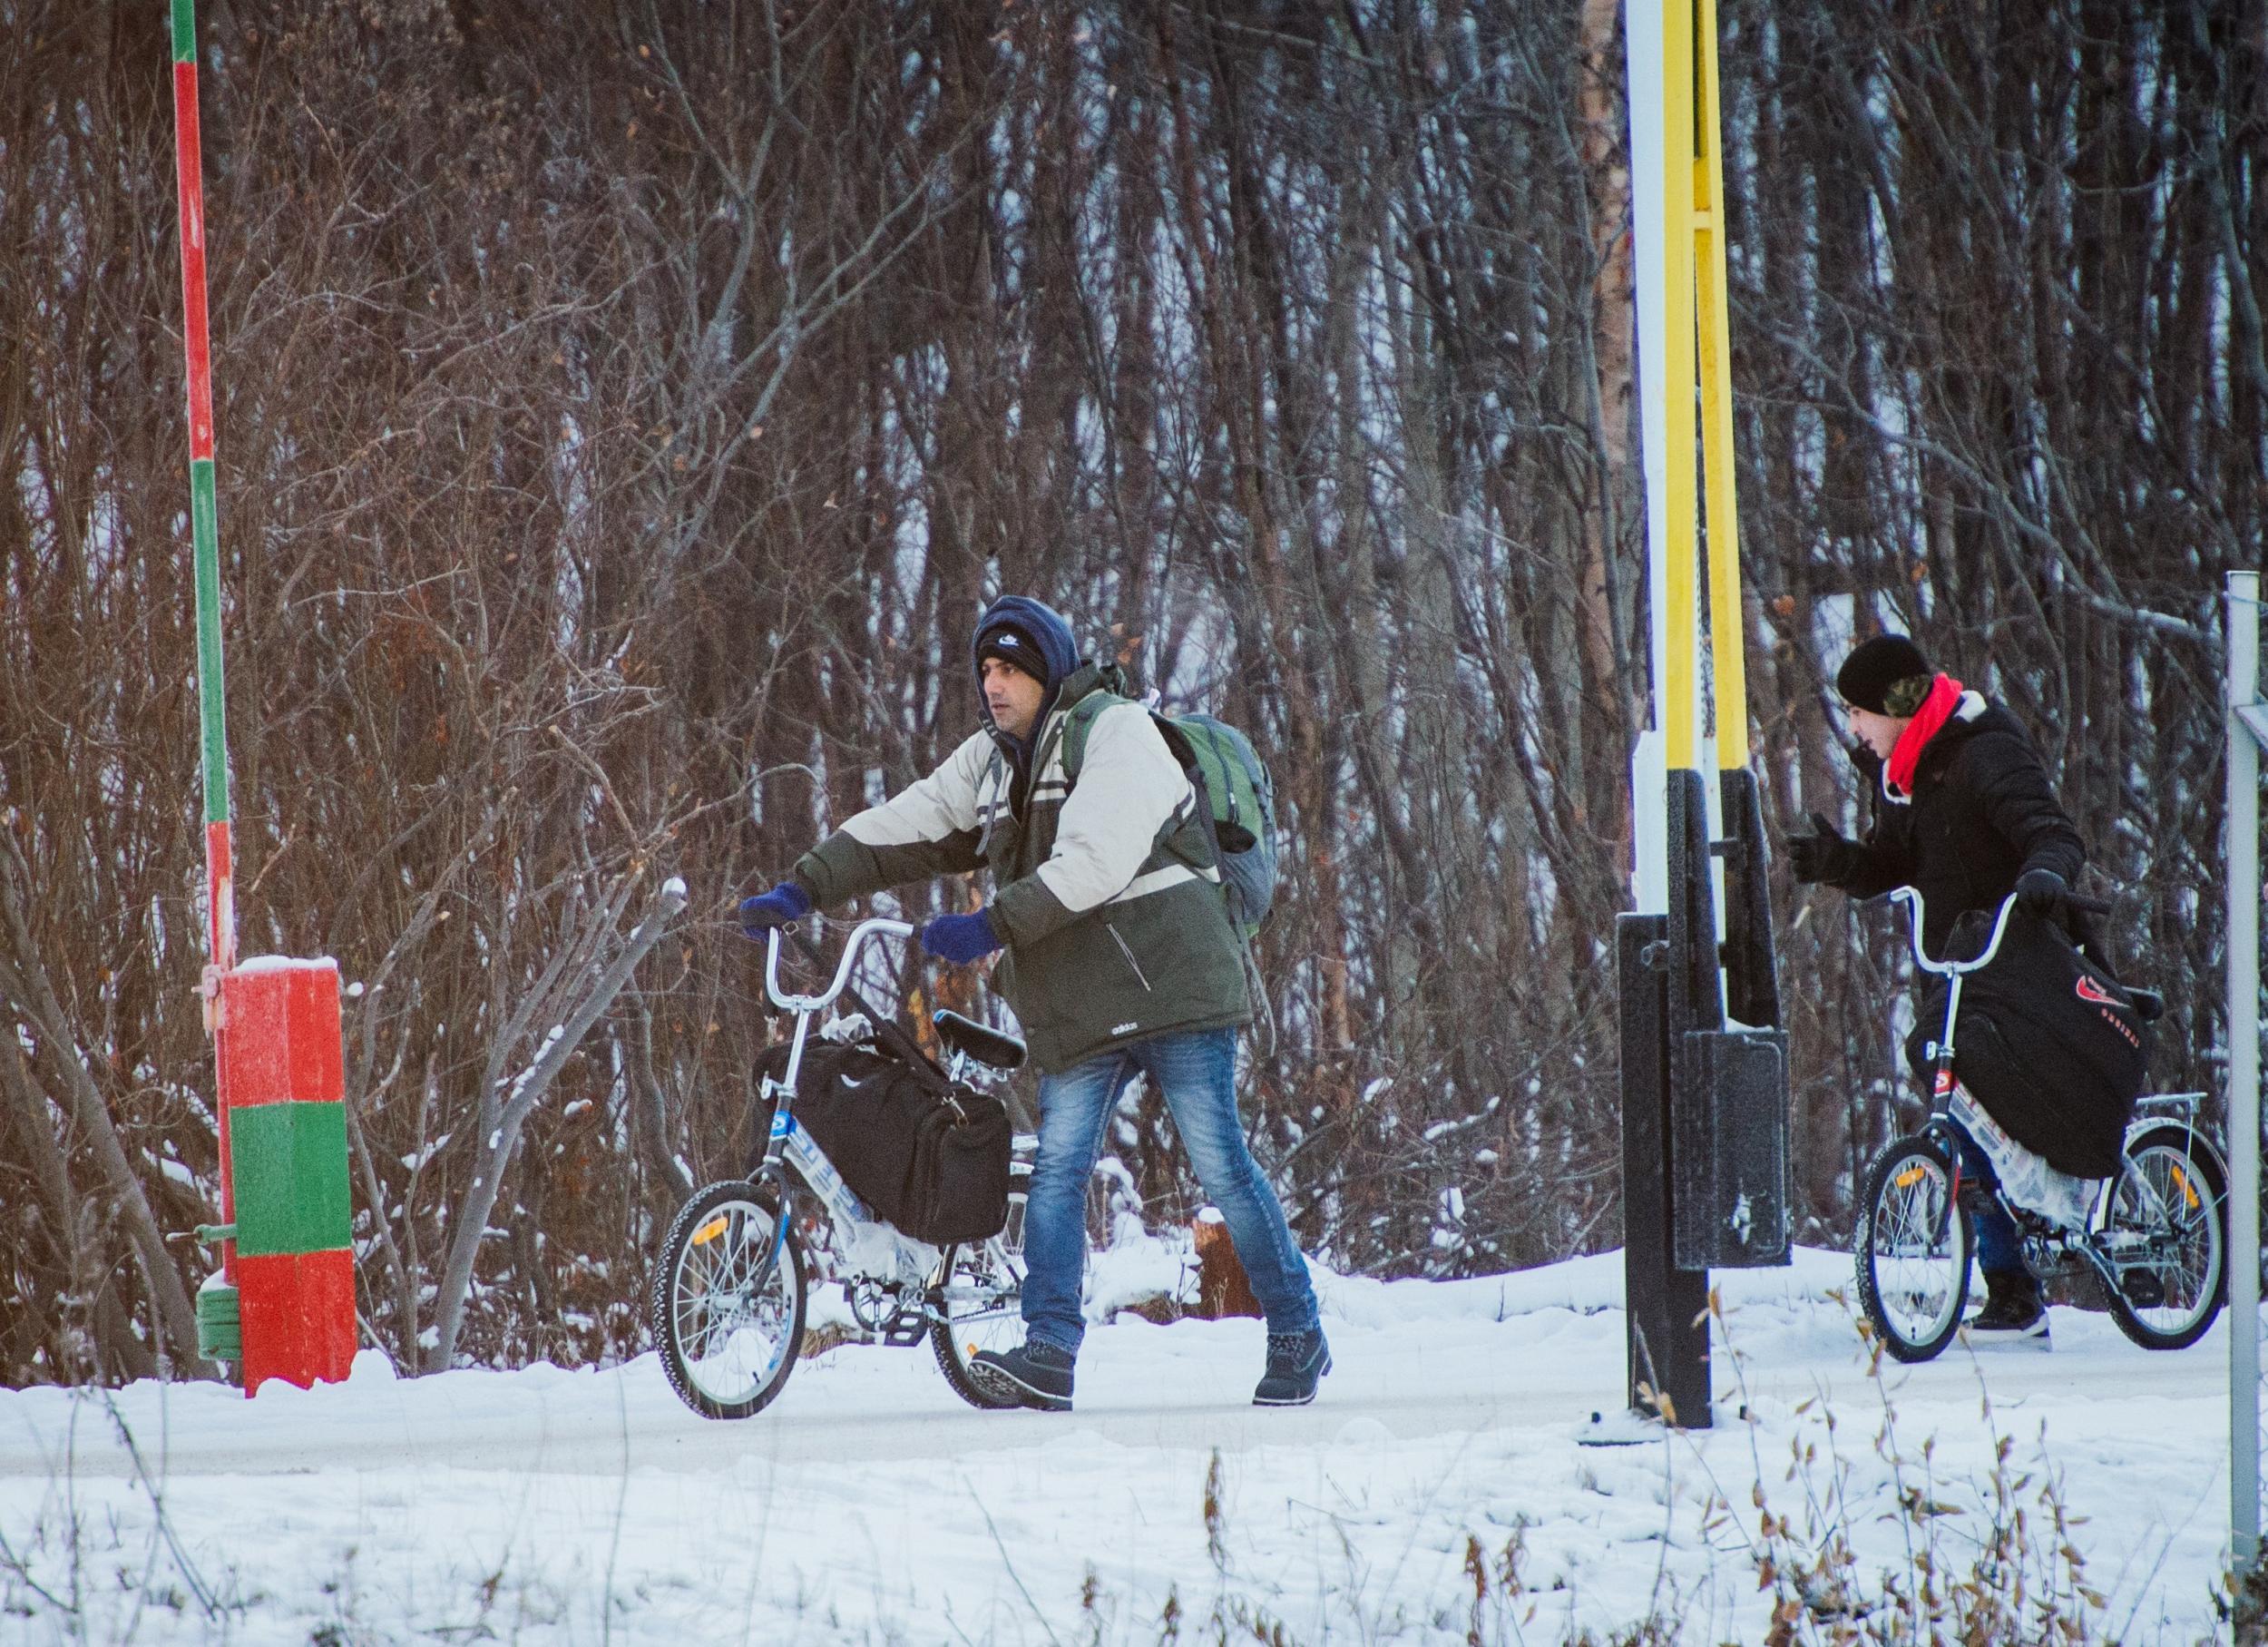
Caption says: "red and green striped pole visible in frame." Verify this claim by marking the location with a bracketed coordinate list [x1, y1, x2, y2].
[171, 2, 354, 1391]
[170, 0, 248, 1375]
[170, 0, 235, 980]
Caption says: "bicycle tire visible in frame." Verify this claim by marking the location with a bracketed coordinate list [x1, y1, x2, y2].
[931, 1172, 1029, 1410]
[653, 1180, 807, 1420]
[1855, 1134, 1972, 1363]
[2097, 1123, 2226, 1351]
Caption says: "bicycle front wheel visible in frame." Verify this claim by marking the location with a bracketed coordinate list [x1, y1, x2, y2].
[931, 1170, 1029, 1410]
[653, 1181, 807, 1420]
[1855, 1135, 1972, 1363]
[2097, 1124, 2226, 1351]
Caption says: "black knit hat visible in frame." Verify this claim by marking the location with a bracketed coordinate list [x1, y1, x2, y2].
[976, 623, 1043, 681]
[1836, 633, 1933, 716]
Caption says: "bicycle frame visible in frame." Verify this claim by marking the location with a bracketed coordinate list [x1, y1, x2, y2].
[1850, 883, 2232, 1359]
[1886, 885, 2020, 1113]
[759, 916, 916, 1115]
[747, 918, 1022, 1321]
[1884, 886, 2226, 1272]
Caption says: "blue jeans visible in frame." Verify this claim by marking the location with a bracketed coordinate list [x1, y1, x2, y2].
[1021, 1026, 1319, 1355]
[1948, 1126, 2024, 1276]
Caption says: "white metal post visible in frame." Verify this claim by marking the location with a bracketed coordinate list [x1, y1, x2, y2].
[2230, 569, 2261, 1567]
[1626, 2, 1669, 920]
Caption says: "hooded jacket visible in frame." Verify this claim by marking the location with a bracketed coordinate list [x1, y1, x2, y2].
[966, 594, 1080, 811]
[1823, 691, 2086, 958]
[789, 601, 1249, 1072]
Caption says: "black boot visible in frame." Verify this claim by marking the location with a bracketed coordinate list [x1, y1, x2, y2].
[1967, 1271, 2049, 1346]
[1253, 1328, 1331, 1406]
[971, 1339, 1075, 1411]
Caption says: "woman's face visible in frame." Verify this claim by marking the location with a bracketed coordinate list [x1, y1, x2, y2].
[1846, 703, 1907, 763]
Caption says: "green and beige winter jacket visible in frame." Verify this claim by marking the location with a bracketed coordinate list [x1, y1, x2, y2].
[790, 663, 1250, 1073]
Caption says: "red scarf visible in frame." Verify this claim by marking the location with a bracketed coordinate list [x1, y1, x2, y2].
[1883, 674, 1965, 801]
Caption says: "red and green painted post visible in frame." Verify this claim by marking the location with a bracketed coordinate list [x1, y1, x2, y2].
[210, 962, 358, 1391]
[169, 0, 232, 973]
[171, 0, 357, 1393]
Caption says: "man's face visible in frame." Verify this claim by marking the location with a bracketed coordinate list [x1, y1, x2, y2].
[982, 656, 1046, 739]
[1845, 703, 1907, 763]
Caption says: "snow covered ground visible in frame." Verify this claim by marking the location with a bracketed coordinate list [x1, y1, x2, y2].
[0, 1246, 2242, 1643]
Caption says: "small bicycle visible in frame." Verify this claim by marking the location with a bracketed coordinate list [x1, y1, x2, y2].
[1854, 887, 2229, 1363]
[652, 917, 1037, 1418]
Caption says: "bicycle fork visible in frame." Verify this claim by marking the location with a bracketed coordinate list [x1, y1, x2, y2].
[741, 1070, 800, 1300]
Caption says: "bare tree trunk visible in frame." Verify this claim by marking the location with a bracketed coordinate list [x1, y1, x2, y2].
[0, 835, 209, 1377]
[427, 879, 686, 1371]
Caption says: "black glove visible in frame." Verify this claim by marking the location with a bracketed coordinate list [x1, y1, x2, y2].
[2014, 867, 2068, 917]
[1786, 811, 1857, 886]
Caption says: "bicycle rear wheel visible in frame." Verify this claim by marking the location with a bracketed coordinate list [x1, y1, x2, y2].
[1855, 1135, 1972, 1363]
[2097, 1124, 2226, 1351]
[654, 1181, 807, 1420]
[931, 1170, 1029, 1410]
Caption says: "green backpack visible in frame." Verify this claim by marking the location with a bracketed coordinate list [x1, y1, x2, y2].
[1062, 695, 1279, 938]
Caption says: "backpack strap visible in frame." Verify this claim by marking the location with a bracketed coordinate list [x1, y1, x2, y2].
[1056, 691, 1119, 778]
[1147, 715, 1232, 882]
[973, 740, 1008, 858]
[1061, 694, 1219, 879]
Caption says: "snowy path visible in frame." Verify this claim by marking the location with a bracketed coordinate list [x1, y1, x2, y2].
[0, 1250, 2239, 1643]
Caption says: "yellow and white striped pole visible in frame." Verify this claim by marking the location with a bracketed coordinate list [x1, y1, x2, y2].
[1633, 0, 1756, 972]
[1693, 0, 1747, 777]
[1657, 0, 1704, 780]
[1616, 0, 1788, 1437]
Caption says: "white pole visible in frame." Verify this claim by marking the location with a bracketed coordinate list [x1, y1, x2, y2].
[1626, 0, 1668, 918]
[2229, 569, 2261, 1567]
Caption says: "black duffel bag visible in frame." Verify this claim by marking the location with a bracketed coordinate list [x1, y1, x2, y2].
[1903, 906, 2149, 1179]
[756, 1039, 1012, 1244]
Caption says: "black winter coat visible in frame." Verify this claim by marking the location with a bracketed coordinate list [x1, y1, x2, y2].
[1827, 693, 2086, 959]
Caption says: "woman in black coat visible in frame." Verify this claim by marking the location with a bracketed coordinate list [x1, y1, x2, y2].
[1787, 633, 2087, 1345]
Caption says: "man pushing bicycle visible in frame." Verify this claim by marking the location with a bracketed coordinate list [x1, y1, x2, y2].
[737, 595, 1327, 1409]
[1787, 632, 2089, 1346]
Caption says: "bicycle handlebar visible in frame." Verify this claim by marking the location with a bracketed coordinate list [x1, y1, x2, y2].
[763, 917, 914, 1013]
[1882, 884, 2112, 977]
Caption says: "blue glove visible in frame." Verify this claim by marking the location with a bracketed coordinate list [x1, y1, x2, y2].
[738, 881, 813, 937]
[921, 908, 1002, 966]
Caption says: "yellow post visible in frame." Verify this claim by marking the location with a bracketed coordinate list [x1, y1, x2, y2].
[1693, 0, 1747, 770]
[1659, 0, 1701, 773]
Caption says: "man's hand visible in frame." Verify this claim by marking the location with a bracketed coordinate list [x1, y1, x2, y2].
[1785, 811, 1857, 886]
[2014, 867, 2068, 917]
[921, 908, 1002, 966]
[738, 881, 813, 938]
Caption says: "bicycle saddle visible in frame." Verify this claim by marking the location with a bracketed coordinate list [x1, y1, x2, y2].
[932, 1009, 1027, 1073]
